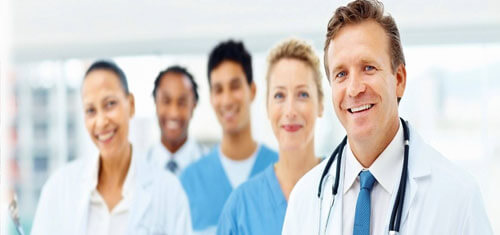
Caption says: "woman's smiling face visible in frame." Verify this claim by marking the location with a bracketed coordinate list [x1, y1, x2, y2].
[81, 69, 135, 158]
[267, 58, 323, 152]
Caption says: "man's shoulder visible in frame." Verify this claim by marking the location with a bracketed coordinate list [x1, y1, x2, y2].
[259, 144, 278, 156]
[180, 147, 219, 183]
[414, 132, 477, 189]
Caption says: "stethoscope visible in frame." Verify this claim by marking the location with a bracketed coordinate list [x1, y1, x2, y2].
[317, 118, 410, 235]
[8, 194, 26, 235]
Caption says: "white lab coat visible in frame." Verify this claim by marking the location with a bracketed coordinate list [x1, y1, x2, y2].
[31, 147, 193, 235]
[282, 124, 493, 234]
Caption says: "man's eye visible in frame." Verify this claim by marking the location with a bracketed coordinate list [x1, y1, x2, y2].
[86, 108, 95, 115]
[106, 100, 116, 108]
[364, 65, 375, 71]
[231, 82, 241, 90]
[336, 71, 346, 78]
[212, 86, 222, 94]
[178, 99, 187, 107]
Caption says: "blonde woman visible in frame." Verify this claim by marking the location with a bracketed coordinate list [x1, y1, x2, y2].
[31, 61, 192, 235]
[216, 39, 324, 235]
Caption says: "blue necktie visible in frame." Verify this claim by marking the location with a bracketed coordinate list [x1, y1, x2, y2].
[353, 170, 376, 235]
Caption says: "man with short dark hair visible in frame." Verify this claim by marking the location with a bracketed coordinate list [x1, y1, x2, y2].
[148, 65, 207, 176]
[282, 0, 492, 234]
[181, 40, 278, 234]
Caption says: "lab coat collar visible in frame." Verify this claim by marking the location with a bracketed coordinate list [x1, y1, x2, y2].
[82, 144, 137, 197]
[77, 144, 153, 233]
[127, 155, 154, 230]
[398, 122, 432, 228]
[407, 124, 432, 179]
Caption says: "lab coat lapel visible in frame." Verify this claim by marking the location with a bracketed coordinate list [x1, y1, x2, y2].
[323, 152, 345, 235]
[75, 192, 91, 235]
[75, 188, 91, 235]
[75, 156, 98, 235]
[128, 156, 153, 230]
[399, 125, 431, 228]
[333, 152, 346, 235]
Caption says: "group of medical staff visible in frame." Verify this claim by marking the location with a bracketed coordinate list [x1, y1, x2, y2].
[30, 0, 493, 234]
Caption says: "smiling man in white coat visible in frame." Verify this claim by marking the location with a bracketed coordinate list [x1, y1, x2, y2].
[282, 0, 493, 234]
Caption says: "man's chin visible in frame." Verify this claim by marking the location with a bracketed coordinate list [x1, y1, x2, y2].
[345, 124, 374, 141]
[163, 133, 187, 142]
[223, 126, 242, 136]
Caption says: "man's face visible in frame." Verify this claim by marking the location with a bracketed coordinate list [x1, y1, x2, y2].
[154, 72, 196, 145]
[326, 20, 406, 143]
[209, 60, 256, 135]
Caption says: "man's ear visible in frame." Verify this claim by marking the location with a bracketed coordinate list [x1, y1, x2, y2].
[250, 82, 257, 101]
[395, 64, 407, 101]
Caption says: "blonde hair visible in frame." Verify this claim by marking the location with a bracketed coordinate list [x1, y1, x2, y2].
[266, 38, 324, 106]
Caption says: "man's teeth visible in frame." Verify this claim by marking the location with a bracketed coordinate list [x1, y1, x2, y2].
[98, 131, 115, 141]
[351, 104, 373, 113]
[224, 110, 236, 119]
[166, 121, 180, 129]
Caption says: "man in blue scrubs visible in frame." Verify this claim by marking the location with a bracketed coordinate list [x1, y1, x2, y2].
[180, 40, 278, 234]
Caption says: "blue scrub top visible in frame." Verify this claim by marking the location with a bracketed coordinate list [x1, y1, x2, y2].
[180, 144, 278, 232]
[217, 165, 287, 235]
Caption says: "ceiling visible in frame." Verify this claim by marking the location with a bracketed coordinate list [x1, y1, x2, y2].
[9, 0, 500, 62]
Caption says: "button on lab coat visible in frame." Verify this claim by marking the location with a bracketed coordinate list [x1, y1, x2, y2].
[282, 124, 493, 234]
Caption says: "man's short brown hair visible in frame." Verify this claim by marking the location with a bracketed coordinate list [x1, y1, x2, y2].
[324, 0, 405, 78]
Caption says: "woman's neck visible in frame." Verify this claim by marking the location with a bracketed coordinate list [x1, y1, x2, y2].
[275, 141, 320, 201]
[98, 143, 132, 192]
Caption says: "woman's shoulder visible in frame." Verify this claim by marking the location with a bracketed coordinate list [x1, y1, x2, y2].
[226, 166, 273, 208]
[42, 158, 89, 190]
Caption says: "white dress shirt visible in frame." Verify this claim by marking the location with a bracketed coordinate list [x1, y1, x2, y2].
[219, 144, 259, 189]
[149, 137, 207, 175]
[87, 153, 135, 235]
[342, 124, 404, 235]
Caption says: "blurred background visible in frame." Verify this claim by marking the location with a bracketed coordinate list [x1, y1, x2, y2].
[1, 0, 499, 234]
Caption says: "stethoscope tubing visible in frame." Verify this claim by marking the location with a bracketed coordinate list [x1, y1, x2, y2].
[317, 118, 410, 234]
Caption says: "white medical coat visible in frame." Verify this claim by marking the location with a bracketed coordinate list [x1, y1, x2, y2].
[31, 148, 192, 235]
[282, 125, 492, 234]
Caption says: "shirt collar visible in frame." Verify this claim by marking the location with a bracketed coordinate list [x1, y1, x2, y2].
[343, 124, 404, 194]
[155, 137, 195, 161]
[173, 137, 194, 159]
